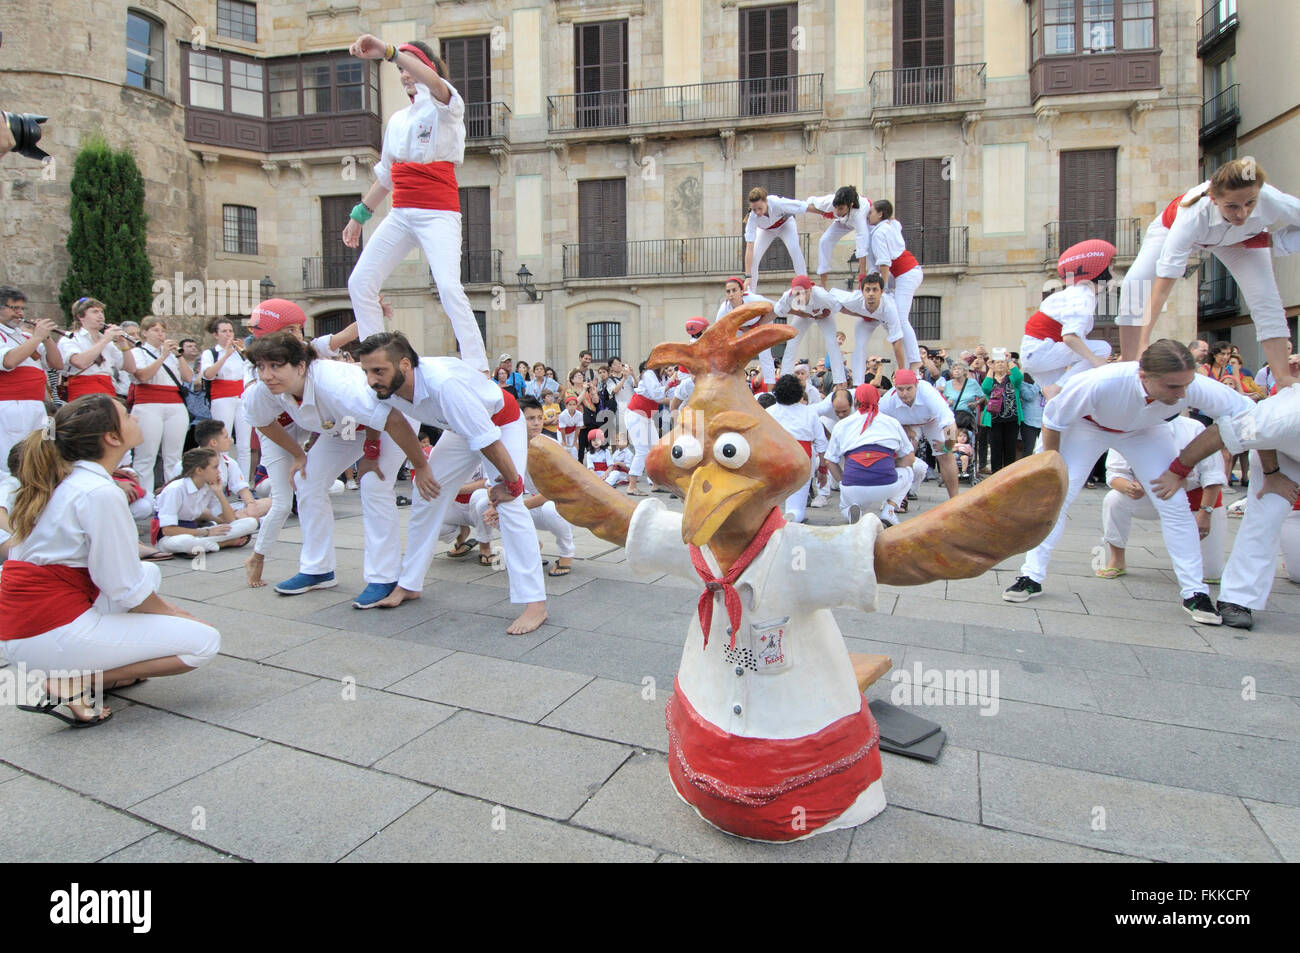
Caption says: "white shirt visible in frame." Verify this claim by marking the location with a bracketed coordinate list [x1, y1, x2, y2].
[715, 292, 771, 325]
[243, 359, 390, 437]
[744, 196, 808, 241]
[605, 373, 633, 410]
[880, 380, 955, 428]
[0, 473, 18, 548]
[825, 411, 913, 465]
[1036, 283, 1098, 339]
[1158, 182, 1300, 278]
[830, 289, 905, 342]
[131, 344, 186, 387]
[373, 81, 467, 189]
[806, 193, 872, 257]
[585, 447, 612, 471]
[634, 369, 668, 402]
[1043, 361, 1254, 434]
[1107, 417, 1224, 492]
[0, 321, 54, 372]
[674, 375, 695, 404]
[156, 476, 224, 527]
[773, 286, 840, 321]
[378, 356, 507, 451]
[767, 401, 829, 452]
[201, 345, 247, 383]
[217, 451, 250, 497]
[556, 409, 583, 448]
[1217, 382, 1300, 458]
[7, 461, 154, 609]
[59, 328, 123, 378]
[869, 218, 910, 269]
[609, 446, 634, 471]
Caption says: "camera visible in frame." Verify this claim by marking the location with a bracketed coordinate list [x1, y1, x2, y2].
[2, 110, 49, 160]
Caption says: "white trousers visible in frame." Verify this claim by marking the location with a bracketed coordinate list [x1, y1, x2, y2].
[1101, 491, 1227, 581]
[886, 267, 924, 365]
[816, 222, 857, 276]
[1118, 218, 1290, 340]
[158, 516, 260, 555]
[132, 402, 188, 496]
[605, 470, 629, 487]
[0, 563, 220, 670]
[850, 321, 896, 387]
[1021, 421, 1207, 598]
[398, 419, 544, 603]
[910, 458, 929, 489]
[628, 409, 655, 478]
[786, 316, 846, 383]
[783, 452, 817, 523]
[1220, 450, 1300, 609]
[0, 399, 45, 477]
[1281, 511, 1300, 585]
[253, 423, 307, 557]
[295, 428, 405, 583]
[1020, 337, 1112, 390]
[752, 218, 807, 290]
[474, 497, 575, 559]
[347, 206, 489, 371]
[840, 469, 912, 522]
[437, 498, 490, 543]
[210, 395, 253, 483]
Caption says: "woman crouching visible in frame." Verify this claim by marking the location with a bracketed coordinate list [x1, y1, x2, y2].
[0, 395, 220, 727]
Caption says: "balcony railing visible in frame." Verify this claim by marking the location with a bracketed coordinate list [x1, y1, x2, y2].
[1044, 219, 1143, 263]
[1199, 274, 1239, 317]
[302, 255, 359, 292]
[465, 101, 511, 141]
[906, 226, 969, 269]
[869, 63, 986, 111]
[460, 249, 502, 286]
[562, 234, 810, 280]
[1197, 2, 1239, 57]
[1200, 84, 1240, 142]
[547, 74, 823, 133]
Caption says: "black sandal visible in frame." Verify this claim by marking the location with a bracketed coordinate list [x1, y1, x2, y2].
[18, 689, 113, 729]
[447, 538, 478, 558]
[478, 553, 495, 566]
[548, 563, 572, 577]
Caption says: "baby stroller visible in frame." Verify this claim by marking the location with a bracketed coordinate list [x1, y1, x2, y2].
[954, 408, 981, 487]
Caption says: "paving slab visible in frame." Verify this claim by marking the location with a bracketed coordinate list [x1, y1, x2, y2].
[893, 593, 1042, 633]
[375, 710, 632, 820]
[131, 743, 433, 863]
[979, 753, 1282, 862]
[878, 744, 981, 823]
[1034, 609, 1213, 651]
[387, 652, 591, 723]
[113, 656, 317, 725]
[391, 609, 563, 660]
[99, 832, 242, 863]
[845, 610, 966, 652]
[1243, 799, 1300, 863]
[164, 598, 336, 661]
[519, 627, 684, 689]
[961, 624, 1147, 676]
[301, 597, 446, 636]
[899, 645, 1102, 712]
[572, 750, 855, 862]
[1085, 670, 1300, 742]
[261, 632, 455, 689]
[1202, 626, 1300, 665]
[0, 774, 154, 863]
[343, 789, 656, 863]
[540, 678, 672, 752]
[1130, 644, 1300, 697]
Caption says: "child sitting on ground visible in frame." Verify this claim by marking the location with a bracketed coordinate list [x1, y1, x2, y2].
[154, 447, 259, 554]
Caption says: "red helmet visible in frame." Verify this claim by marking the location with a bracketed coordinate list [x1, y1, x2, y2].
[1057, 239, 1116, 283]
[684, 317, 709, 336]
[248, 298, 307, 337]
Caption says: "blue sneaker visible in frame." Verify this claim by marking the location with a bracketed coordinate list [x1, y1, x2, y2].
[353, 581, 398, 609]
[274, 571, 337, 595]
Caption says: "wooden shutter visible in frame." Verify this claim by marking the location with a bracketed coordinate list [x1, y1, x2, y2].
[442, 36, 491, 136]
[739, 4, 797, 115]
[894, 0, 953, 105]
[1059, 149, 1118, 249]
[579, 179, 627, 277]
[459, 187, 492, 284]
[320, 194, 361, 288]
[893, 159, 949, 265]
[575, 21, 627, 128]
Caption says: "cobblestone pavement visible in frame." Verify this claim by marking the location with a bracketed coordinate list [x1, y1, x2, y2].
[3, 473, 1297, 862]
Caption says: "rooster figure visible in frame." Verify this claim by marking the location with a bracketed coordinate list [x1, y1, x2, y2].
[528, 303, 1067, 842]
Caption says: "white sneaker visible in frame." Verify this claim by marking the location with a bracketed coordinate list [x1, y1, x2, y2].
[809, 494, 829, 508]
[346, 479, 358, 490]
[880, 502, 898, 527]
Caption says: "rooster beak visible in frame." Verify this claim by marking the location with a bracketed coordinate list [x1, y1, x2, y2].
[681, 463, 761, 547]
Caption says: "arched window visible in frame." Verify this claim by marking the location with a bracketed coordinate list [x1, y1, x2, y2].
[127, 10, 165, 94]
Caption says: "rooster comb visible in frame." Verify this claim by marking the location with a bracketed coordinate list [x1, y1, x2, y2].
[646, 302, 795, 379]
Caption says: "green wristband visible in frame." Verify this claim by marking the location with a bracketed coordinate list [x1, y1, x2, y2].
[350, 203, 373, 224]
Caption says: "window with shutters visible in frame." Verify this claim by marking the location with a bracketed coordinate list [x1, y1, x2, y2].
[742, 167, 799, 272]
[893, 0, 953, 106]
[893, 159, 951, 266]
[911, 297, 942, 341]
[126, 11, 165, 95]
[442, 36, 493, 137]
[474, 310, 488, 351]
[587, 322, 622, 363]
[319, 195, 361, 289]
[459, 187, 493, 284]
[1058, 149, 1117, 250]
[575, 21, 628, 129]
[740, 4, 798, 116]
[222, 205, 258, 255]
[578, 179, 627, 278]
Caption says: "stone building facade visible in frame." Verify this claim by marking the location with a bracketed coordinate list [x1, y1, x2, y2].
[2, 0, 1206, 367]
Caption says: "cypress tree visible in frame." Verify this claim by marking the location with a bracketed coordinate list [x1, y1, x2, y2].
[58, 137, 153, 324]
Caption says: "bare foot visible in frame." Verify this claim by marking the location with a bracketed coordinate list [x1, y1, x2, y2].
[377, 586, 420, 608]
[245, 553, 266, 588]
[507, 602, 548, 635]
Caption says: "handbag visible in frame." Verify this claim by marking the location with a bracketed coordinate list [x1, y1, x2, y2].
[985, 381, 1003, 417]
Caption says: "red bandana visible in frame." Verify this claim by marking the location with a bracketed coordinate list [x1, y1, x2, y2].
[688, 507, 786, 650]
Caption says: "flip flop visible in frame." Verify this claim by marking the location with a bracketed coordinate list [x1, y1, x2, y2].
[18, 689, 114, 729]
[446, 538, 478, 558]
[1094, 567, 1126, 579]
[478, 554, 495, 567]
[139, 548, 176, 561]
[548, 564, 572, 577]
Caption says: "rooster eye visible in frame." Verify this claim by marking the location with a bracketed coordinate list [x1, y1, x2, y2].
[712, 433, 751, 469]
[670, 434, 703, 468]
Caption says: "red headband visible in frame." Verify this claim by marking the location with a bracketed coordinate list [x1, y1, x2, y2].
[398, 44, 437, 74]
[725, 277, 745, 289]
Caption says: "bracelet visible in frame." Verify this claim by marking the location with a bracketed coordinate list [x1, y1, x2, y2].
[504, 475, 525, 499]
[1200, 505, 1215, 513]
[363, 438, 381, 460]
[385, 44, 397, 62]
[1262, 466, 1280, 475]
[350, 202, 373, 224]
[1168, 457, 1193, 479]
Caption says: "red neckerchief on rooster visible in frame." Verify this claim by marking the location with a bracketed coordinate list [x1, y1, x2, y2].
[854, 382, 880, 433]
[688, 506, 786, 649]
[398, 44, 438, 103]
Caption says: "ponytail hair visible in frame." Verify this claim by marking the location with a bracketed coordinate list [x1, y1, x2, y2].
[1138, 339, 1198, 376]
[1181, 157, 1266, 208]
[9, 394, 123, 543]
[179, 447, 218, 478]
[872, 198, 894, 219]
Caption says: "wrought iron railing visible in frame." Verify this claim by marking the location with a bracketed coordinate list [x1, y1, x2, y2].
[903, 226, 968, 269]
[1044, 219, 1142, 263]
[465, 101, 511, 140]
[302, 255, 358, 292]
[460, 249, 502, 286]
[1200, 84, 1240, 140]
[547, 74, 823, 132]
[1197, 2, 1239, 55]
[562, 234, 811, 280]
[1199, 274, 1239, 316]
[869, 63, 986, 110]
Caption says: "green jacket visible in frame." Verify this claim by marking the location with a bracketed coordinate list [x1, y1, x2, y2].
[981, 366, 1024, 427]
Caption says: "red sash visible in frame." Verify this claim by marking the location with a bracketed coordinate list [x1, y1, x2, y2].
[892, 249, 919, 277]
[1186, 487, 1224, 511]
[0, 563, 100, 639]
[1238, 231, 1272, 249]
[628, 393, 659, 416]
[133, 383, 184, 405]
[66, 374, 116, 399]
[591, 461, 609, 472]
[797, 439, 813, 458]
[391, 161, 460, 211]
[763, 216, 789, 231]
[455, 491, 472, 504]
[1082, 415, 1126, 434]
[491, 390, 521, 427]
[0, 365, 48, 401]
[666, 681, 882, 842]
[1024, 310, 1064, 343]
[847, 448, 892, 470]
[1160, 194, 1184, 229]
[210, 379, 244, 400]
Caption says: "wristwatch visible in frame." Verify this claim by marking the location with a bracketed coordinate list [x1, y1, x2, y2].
[1199, 505, 1215, 513]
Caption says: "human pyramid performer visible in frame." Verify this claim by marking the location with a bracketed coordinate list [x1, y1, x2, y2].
[1020, 240, 1116, 399]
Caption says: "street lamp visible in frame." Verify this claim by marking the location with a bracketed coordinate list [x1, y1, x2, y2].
[845, 253, 859, 292]
[516, 264, 541, 302]
[260, 275, 275, 301]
